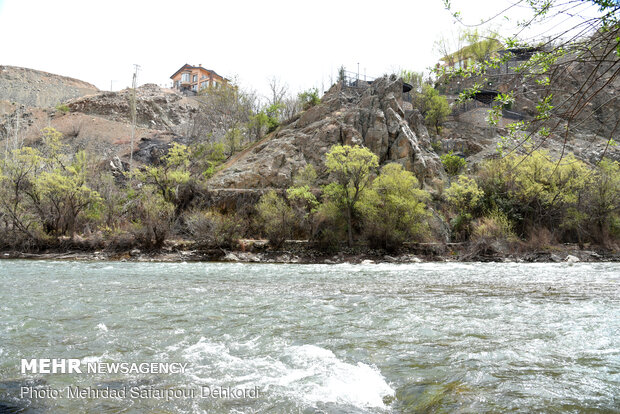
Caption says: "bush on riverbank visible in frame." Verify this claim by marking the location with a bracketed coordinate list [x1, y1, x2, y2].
[0, 130, 617, 254]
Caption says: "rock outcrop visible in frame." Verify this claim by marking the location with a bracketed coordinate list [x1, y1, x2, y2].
[0, 65, 99, 108]
[66, 84, 200, 134]
[210, 76, 443, 189]
[0, 84, 202, 163]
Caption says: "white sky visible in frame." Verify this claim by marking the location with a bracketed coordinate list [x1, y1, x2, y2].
[0, 0, 599, 100]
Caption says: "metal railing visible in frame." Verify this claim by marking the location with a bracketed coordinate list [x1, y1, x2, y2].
[451, 99, 489, 116]
[502, 108, 525, 121]
[340, 70, 375, 89]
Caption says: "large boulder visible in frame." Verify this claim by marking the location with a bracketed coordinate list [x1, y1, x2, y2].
[210, 76, 444, 188]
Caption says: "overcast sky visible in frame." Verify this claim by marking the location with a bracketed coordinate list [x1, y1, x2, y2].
[0, 0, 598, 100]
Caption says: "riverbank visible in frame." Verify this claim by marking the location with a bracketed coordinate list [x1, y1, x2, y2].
[1, 239, 618, 263]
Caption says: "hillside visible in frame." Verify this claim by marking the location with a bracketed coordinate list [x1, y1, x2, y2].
[437, 29, 620, 166]
[210, 76, 444, 189]
[0, 64, 617, 258]
[0, 83, 202, 165]
[1, 60, 617, 185]
[0, 65, 99, 108]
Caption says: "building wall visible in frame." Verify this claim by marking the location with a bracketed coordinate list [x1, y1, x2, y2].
[171, 65, 227, 92]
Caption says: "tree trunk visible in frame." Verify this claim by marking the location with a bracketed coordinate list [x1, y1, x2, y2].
[346, 205, 353, 247]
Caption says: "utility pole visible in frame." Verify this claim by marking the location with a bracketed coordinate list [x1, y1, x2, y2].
[357, 62, 360, 82]
[2, 107, 7, 160]
[128, 64, 140, 176]
[13, 107, 19, 153]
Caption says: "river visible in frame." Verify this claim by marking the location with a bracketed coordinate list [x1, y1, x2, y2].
[0, 261, 618, 413]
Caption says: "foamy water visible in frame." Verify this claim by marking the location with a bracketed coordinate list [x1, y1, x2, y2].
[0, 260, 618, 413]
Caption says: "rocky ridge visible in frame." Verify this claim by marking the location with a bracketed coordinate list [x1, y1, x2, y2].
[0, 65, 99, 108]
[210, 75, 444, 189]
[0, 83, 202, 164]
[65, 83, 200, 133]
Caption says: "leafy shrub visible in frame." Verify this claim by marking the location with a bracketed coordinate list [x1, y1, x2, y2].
[472, 209, 516, 242]
[359, 163, 431, 251]
[298, 88, 321, 110]
[440, 151, 467, 176]
[56, 104, 70, 113]
[445, 175, 483, 215]
[255, 190, 295, 248]
[185, 210, 242, 248]
[129, 186, 174, 249]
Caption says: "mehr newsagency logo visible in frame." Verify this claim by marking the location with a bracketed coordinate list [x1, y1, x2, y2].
[21, 358, 187, 374]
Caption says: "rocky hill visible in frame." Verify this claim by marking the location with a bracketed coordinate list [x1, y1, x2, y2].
[66, 84, 200, 132]
[1, 58, 617, 191]
[0, 83, 202, 165]
[0, 65, 99, 108]
[210, 76, 444, 189]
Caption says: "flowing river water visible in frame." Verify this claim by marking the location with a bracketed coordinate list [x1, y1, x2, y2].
[0, 260, 618, 413]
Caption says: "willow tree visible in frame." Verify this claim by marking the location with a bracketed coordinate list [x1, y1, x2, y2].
[323, 145, 379, 246]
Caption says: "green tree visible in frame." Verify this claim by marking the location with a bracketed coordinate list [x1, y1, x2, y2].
[338, 66, 346, 83]
[359, 163, 431, 250]
[189, 141, 226, 178]
[446, 175, 484, 215]
[0, 146, 44, 242]
[248, 111, 271, 141]
[26, 128, 101, 237]
[477, 149, 592, 241]
[440, 151, 467, 176]
[194, 81, 253, 142]
[0, 128, 103, 243]
[185, 209, 242, 248]
[256, 190, 296, 247]
[264, 103, 283, 133]
[287, 164, 320, 237]
[32, 151, 102, 236]
[421, 85, 451, 134]
[463, 29, 503, 64]
[503, 151, 588, 230]
[129, 185, 174, 249]
[323, 145, 379, 246]
[445, 174, 484, 239]
[136, 143, 192, 210]
[224, 127, 243, 157]
[586, 159, 620, 241]
[298, 88, 321, 110]
[399, 70, 424, 92]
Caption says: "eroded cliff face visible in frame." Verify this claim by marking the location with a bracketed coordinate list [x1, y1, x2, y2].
[210, 76, 444, 189]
